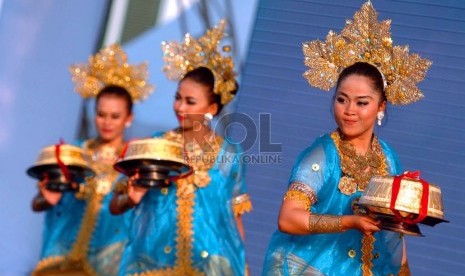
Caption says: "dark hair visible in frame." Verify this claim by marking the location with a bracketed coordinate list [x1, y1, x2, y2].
[181, 67, 238, 115]
[96, 85, 133, 113]
[335, 62, 386, 103]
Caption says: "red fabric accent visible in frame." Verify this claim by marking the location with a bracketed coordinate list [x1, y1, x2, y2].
[119, 141, 130, 160]
[113, 140, 132, 174]
[55, 139, 71, 182]
[390, 171, 429, 224]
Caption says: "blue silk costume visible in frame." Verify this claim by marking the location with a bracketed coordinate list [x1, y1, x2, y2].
[34, 139, 130, 276]
[262, 133, 404, 276]
[120, 130, 252, 276]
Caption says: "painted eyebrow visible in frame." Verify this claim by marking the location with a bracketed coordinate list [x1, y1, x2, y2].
[337, 91, 374, 100]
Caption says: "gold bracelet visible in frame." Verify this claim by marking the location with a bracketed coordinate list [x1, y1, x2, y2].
[308, 214, 343, 234]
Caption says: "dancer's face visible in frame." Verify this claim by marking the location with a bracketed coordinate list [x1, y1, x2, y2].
[333, 74, 385, 142]
[95, 95, 133, 143]
[173, 78, 218, 131]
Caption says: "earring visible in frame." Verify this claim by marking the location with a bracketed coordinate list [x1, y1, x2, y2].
[377, 111, 384, 126]
[203, 113, 213, 126]
[125, 122, 131, 128]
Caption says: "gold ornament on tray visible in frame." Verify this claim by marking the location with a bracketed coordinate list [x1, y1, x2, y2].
[357, 171, 448, 236]
[302, 1, 431, 105]
[27, 142, 94, 192]
[70, 44, 154, 102]
[113, 138, 191, 188]
[161, 19, 237, 105]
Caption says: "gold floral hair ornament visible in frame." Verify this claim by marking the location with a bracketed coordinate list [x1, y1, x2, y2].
[70, 44, 154, 102]
[161, 19, 237, 105]
[302, 1, 432, 105]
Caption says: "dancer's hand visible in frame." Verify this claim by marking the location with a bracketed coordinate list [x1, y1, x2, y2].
[343, 215, 381, 235]
[127, 173, 148, 204]
[38, 178, 62, 206]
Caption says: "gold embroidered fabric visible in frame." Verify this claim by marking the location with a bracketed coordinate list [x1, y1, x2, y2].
[285, 181, 318, 208]
[302, 1, 431, 105]
[32, 256, 66, 276]
[361, 234, 375, 276]
[284, 190, 311, 210]
[308, 214, 343, 234]
[331, 130, 388, 195]
[232, 194, 252, 217]
[67, 140, 121, 273]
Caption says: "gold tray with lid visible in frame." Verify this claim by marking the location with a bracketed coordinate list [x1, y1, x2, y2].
[114, 138, 191, 188]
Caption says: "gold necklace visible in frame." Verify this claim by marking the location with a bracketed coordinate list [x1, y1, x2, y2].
[331, 130, 388, 195]
[163, 129, 223, 188]
[84, 139, 122, 175]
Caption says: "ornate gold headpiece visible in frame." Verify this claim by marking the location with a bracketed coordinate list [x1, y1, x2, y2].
[161, 19, 237, 105]
[302, 1, 432, 105]
[70, 44, 154, 102]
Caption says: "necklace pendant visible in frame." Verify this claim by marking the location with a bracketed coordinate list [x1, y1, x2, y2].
[194, 170, 211, 188]
[95, 178, 112, 195]
[338, 176, 357, 195]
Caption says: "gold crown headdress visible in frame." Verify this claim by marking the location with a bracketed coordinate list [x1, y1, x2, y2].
[302, 1, 431, 105]
[70, 44, 154, 102]
[161, 19, 237, 105]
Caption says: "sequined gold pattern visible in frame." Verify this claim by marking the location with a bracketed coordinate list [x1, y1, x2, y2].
[32, 256, 65, 275]
[66, 140, 121, 274]
[70, 44, 154, 102]
[232, 194, 253, 217]
[287, 181, 318, 206]
[162, 19, 236, 105]
[361, 234, 375, 276]
[302, 1, 431, 105]
[284, 190, 311, 210]
[331, 130, 388, 196]
[307, 214, 343, 234]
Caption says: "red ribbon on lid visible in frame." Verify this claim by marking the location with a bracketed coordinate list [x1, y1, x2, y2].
[113, 140, 132, 174]
[55, 139, 71, 182]
[389, 171, 429, 224]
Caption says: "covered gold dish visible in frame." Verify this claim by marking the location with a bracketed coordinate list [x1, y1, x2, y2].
[27, 143, 94, 191]
[114, 138, 191, 188]
[358, 171, 448, 236]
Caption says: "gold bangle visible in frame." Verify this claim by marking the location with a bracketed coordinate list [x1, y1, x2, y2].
[308, 214, 343, 234]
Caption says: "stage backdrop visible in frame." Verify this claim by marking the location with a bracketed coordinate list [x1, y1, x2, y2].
[0, 1, 107, 275]
[235, 0, 465, 275]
